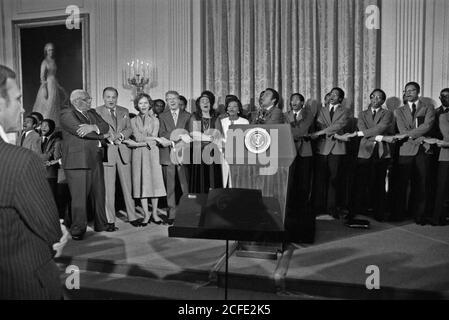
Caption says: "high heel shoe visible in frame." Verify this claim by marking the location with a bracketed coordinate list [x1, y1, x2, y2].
[130, 219, 143, 227]
[150, 216, 163, 225]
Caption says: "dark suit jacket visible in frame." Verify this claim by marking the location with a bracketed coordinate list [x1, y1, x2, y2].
[0, 139, 62, 299]
[60, 106, 109, 170]
[285, 107, 314, 157]
[357, 108, 394, 159]
[315, 104, 350, 155]
[96, 105, 133, 166]
[158, 109, 191, 165]
[250, 106, 284, 124]
[395, 100, 435, 156]
[39, 132, 63, 178]
[430, 106, 449, 140]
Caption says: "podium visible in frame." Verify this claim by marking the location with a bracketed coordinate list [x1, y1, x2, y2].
[225, 124, 296, 258]
[168, 190, 287, 299]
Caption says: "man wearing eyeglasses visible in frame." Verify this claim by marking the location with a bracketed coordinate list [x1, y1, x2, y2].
[60, 90, 110, 240]
[392, 82, 435, 224]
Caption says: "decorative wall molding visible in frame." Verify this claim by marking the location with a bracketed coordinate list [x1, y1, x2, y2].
[15, 0, 85, 15]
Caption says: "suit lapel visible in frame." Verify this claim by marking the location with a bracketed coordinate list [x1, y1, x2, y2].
[322, 106, 332, 125]
[401, 105, 414, 128]
[332, 105, 344, 123]
[74, 109, 90, 124]
[364, 110, 374, 127]
[176, 111, 188, 129]
[102, 106, 116, 130]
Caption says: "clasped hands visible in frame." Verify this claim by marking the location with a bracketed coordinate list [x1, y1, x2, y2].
[77, 124, 99, 138]
[423, 138, 449, 148]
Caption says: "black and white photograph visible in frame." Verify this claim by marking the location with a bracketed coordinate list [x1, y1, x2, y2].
[0, 0, 449, 306]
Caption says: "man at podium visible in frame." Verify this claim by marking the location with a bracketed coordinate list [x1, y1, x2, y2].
[250, 88, 284, 125]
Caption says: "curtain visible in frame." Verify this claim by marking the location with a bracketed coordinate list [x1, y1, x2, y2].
[203, 0, 379, 117]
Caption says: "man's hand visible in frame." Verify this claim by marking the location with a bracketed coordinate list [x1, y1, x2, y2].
[309, 131, 325, 140]
[333, 133, 350, 142]
[437, 140, 449, 148]
[394, 134, 408, 141]
[382, 136, 397, 144]
[77, 124, 97, 138]
[53, 220, 69, 258]
[423, 138, 438, 145]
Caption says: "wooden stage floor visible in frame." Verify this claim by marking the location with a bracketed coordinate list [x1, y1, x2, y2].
[56, 215, 449, 300]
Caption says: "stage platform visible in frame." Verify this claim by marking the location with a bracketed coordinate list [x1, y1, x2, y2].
[56, 215, 449, 300]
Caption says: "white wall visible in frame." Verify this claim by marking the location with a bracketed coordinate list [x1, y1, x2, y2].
[381, 0, 449, 106]
[0, 0, 202, 112]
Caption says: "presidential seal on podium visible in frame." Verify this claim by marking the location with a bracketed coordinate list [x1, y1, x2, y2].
[244, 127, 271, 154]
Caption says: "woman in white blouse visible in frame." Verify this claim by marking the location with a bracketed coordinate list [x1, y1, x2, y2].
[217, 95, 249, 187]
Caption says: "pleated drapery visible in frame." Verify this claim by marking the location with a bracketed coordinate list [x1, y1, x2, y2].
[204, 0, 379, 117]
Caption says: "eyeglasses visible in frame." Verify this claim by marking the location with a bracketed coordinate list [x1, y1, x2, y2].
[403, 89, 417, 94]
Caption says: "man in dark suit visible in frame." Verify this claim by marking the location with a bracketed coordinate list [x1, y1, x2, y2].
[18, 114, 41, 153]
[0, 64, 67, 299]
[311, 87, 350, 218]
[60, 89, 110, 239]
[251, 88, 284, 124]
[159, 90, 191, 223]
[347, 89, 395, 221]
[284, 93, 315, 242]
[96, 87, 139, 230]
[393, 82, 435, 224]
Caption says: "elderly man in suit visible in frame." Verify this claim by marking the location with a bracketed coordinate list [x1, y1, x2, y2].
[346, 89, 395, 221]
[159, 90, 191, 224]
[393, 82, 435, 224]
[311, 87, 350, 219]
[96, 87, 140, 230]
[18, 114, 41, 153]
[0, 64, 67, 299]
[251, 88, 284, 124]
[60, 89, 110, 240]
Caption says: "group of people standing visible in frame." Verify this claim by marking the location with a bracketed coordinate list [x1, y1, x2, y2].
[15, 81, 449, 243]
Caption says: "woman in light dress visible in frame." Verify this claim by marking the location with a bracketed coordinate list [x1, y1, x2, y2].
[32, 43, 67, 127]
[217, 95, 249, 188]
[129, 93, 167, 225]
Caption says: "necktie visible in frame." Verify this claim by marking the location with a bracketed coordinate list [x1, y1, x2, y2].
[82, 111, 89, 119]
[172, 111, 178, 125]
[372, 109, 377, 120]
[411, 103, 416, 118]
[41, 136, 47, 152]
[329, 106, 334, 121]
[294, 112, 298, 123]
[110, 108, 117, 127]
[20, 132, 26, 146]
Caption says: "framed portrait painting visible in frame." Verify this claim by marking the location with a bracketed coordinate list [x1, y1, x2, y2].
[12, 14, 89, 127]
